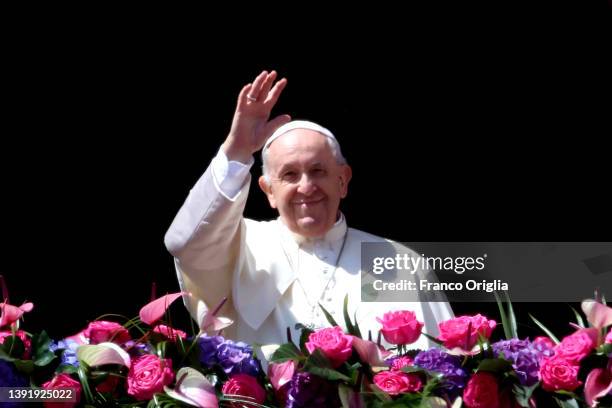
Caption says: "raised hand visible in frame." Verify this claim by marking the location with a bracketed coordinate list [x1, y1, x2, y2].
[222, 70, 291, 163]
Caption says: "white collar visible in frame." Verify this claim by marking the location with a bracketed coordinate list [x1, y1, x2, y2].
[278, 213, 347, 247]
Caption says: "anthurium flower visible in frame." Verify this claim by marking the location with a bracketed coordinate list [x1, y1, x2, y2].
[77, 342, 131, 368]
[164, 367, 218, 408]
[351, 336, 392, 367]
[0, 302, 33, 328]
[197, 299, 233, 334]
[585, 360, 612, 408]
[582, 299, 612, 330]
[268, 359, 296, 390]
[139, 292, 186, 325]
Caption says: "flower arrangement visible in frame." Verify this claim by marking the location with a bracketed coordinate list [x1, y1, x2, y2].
[1, 272, 611, 407]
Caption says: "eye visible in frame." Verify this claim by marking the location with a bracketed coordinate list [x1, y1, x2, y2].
[281, 171, 298, 182]
[311, 168, 327, 177]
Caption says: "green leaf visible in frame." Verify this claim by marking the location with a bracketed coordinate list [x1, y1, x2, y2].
[32, 330, 53, 359]
[343, 294, 361, 337]
[569, 306, 585, 328]
[2, 335, 25, 359]
[297, 324, 314, 355]
[13, 359, 34, 374]
[78, 364, 95, 405]
[494, 291, 513, 340]
[303, 349, 350, 381]
[513, 382, 539, 408]
[421, 332, 444, 346]
[477, 358, 513, 373]
[269, 342, 303, 363]
[553, 397, 579, 408]
[529, 314, 560, 344]
[319, 302, 340, 328]
[503, 291, 518, 338]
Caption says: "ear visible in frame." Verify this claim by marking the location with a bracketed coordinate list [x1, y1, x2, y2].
[258, 176, 277, 208]
[339, 164, 352, 198]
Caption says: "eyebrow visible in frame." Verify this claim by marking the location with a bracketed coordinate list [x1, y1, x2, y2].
[276, 161, 326, 174]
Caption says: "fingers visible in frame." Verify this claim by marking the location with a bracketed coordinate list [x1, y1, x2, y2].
[237, 83, 253, 109]
[265, 77, 288, 106]
[247, 70, 268, 102]
[266, 114, 292, 134]
[259, 71, 277, 100]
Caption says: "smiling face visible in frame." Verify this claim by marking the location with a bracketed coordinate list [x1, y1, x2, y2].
[258, 129, 352, 238]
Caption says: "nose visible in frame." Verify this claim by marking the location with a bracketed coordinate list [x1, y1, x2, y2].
[296, 173, 316, 195]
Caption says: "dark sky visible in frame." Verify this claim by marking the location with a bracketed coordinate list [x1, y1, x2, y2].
[4, 5, 611, 339]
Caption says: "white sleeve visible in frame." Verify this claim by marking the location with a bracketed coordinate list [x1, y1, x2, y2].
[211, 149, 254, 200]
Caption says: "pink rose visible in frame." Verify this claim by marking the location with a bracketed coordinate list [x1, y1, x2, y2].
[305, 326, 354, 368]
[42, 373, 81, 408]
[389, 355, 414, 371]
[85, 321, 131, 344]
[540, 355, 582, 392]
[376, 310, 424, 345]
[554, 330, 595, 364]
[127, 354, 174, 400]
[153, 324, 187, 342]
[438, 314, 497, 350]
[605, 329, 612, 344]
[221, 374, 266, 407]
[0, 329, 32, 359]
[373, 370, 422, 395]
[533, 336, 556, 349]
[463, 372, 500, 408]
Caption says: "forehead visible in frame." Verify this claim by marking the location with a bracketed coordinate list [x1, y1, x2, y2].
[267, 129, 334, 166]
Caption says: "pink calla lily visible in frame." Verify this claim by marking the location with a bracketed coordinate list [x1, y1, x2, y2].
[139, 292, 187, 325]
[582, 300, 612, 330]
[351, 336, 392, 367]
[585, 361, 612, 407]
[164, 367, 218, 408]
[0, 302, 34, 328]
[268, 360, 296, 390]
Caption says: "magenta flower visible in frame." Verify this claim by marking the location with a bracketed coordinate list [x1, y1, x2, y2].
[376, 310, 424, 345]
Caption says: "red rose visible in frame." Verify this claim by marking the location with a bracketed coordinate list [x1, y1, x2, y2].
[221, 374, 266, 407]
[376, 310, 424, 345]
[463, 372, 500, 408]
[540, 355, 582, 392]
[438, 314, 496, 351]
[127, 354, 174, 400]
[305, 326, 354, 368]
[373, 370, 422, 395]
[555, 330, 596, 364]
[85, 321, 131, 344]
[42, 373, 81, 408]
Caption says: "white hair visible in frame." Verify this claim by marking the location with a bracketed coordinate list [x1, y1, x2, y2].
[261, 132, 347, 185]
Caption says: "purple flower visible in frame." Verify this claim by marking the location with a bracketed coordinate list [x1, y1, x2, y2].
[197, 335, 224, 367]
[492, 338, 541, 386]
[0, 360, 28, 407]
[49, 338, 80, 367]
[124, 340, 155, 357]
[414, 348, 468, 397]
[286, 372, 341, 408]
[216, 339, 261, 376]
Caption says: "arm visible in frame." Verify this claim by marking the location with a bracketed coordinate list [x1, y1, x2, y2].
[164, 70, 291, 270]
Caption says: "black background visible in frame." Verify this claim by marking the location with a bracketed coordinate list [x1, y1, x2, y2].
[3, 4, 611, 341]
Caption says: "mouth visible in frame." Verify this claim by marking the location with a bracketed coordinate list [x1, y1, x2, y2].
[292, 197, 325, 206]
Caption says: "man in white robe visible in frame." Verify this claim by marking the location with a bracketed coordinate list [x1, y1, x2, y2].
[164, 70, 453, 349]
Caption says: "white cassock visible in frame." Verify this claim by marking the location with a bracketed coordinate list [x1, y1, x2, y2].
[164, 150, 454, 349]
